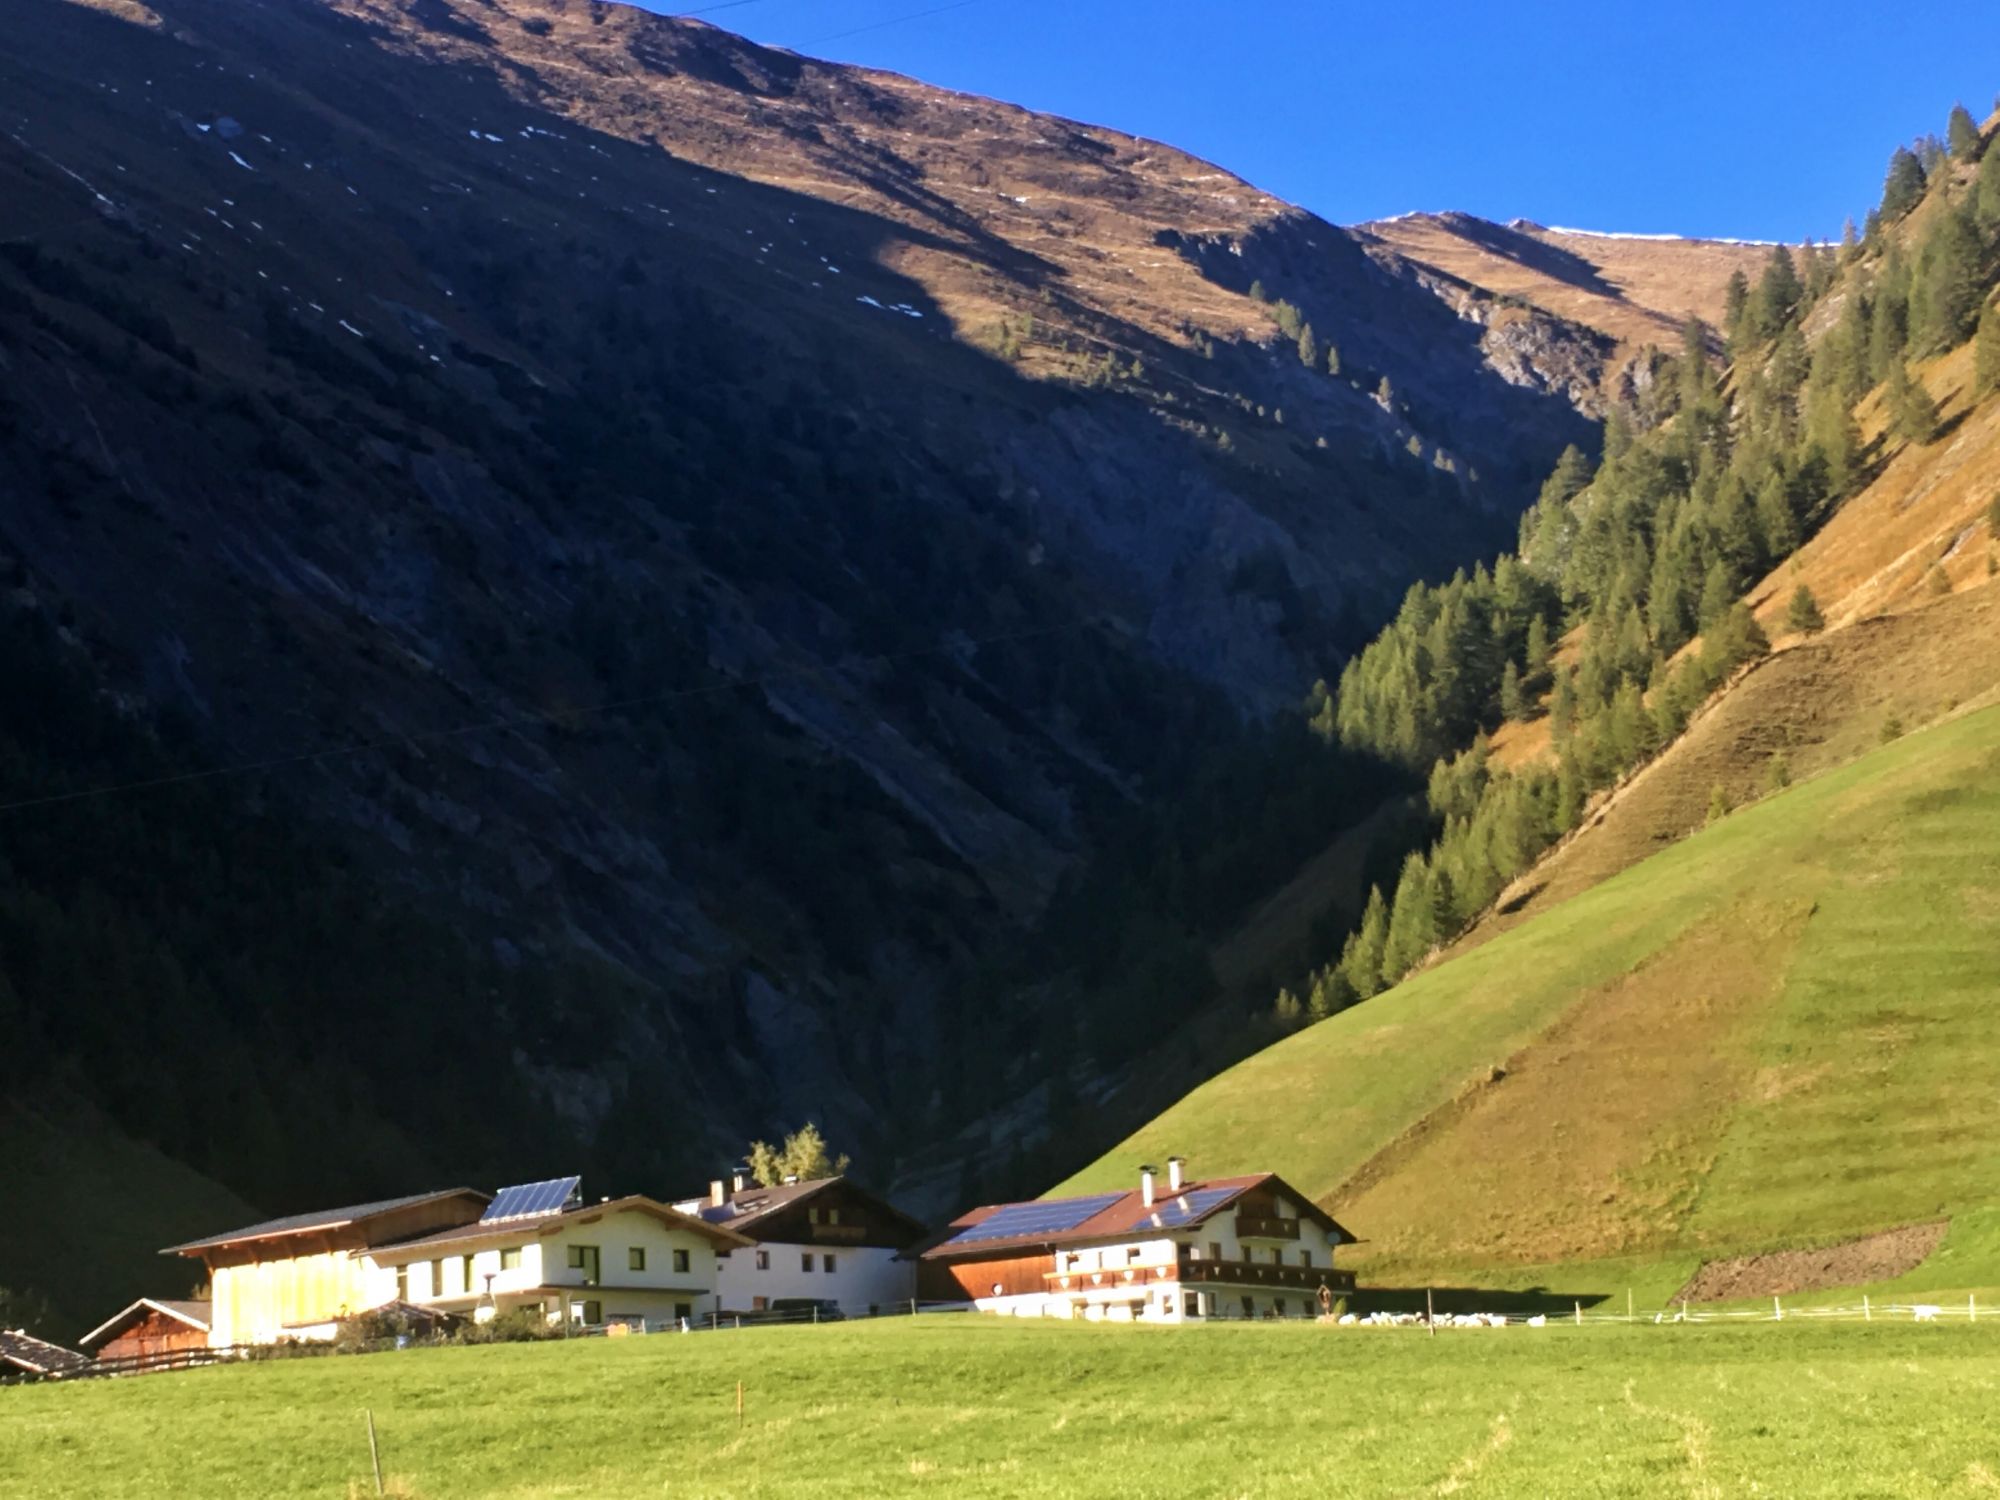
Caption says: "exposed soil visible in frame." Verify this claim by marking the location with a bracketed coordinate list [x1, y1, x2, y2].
[1672, 1222, 1949, 1303]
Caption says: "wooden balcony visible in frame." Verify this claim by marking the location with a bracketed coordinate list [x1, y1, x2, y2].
[1044, 1257, 1354, 1297]
[1234, 1215, 1302, 1241]
[808, 1223, 868, 1244]
[1045, 1261, 1177, 1294]
[1180, 1258, 1354, 1294]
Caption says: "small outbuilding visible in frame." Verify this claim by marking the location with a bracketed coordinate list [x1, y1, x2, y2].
[0, 1328, 92, 1380]
[79, 1299, 214, 1362]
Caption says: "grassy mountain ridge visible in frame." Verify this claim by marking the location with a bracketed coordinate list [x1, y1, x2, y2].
[1059, 702, 2000, 1287]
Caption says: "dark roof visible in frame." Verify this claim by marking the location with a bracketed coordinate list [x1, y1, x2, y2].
[675, 1176, 928, 1240]
[371, 1195, 753, 1258]
[162, 1189, 488, 1255]
[0, 1329, 92, 1376]
[918, 1174, 1354, 1260]
[79, 1298, 213, 1349]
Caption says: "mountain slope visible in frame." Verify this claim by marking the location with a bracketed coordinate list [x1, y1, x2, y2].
[1361, 212, 1784, 352]
[1057, 702, 2000, 1282]
[0, 0, 1626, 1296]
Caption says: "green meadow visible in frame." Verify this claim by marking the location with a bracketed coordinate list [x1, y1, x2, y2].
[7, 1317, 2000, 1498]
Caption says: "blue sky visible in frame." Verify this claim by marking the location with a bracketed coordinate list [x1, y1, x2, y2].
[643, 0, 2000, 241]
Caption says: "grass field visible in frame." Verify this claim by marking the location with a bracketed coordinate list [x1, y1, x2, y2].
[8, 1317, 2000, 1498]
[1057, 704, 2000, 1291]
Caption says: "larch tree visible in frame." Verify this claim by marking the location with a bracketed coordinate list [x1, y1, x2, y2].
[1947, 103, 1982, 162]
[747, 1122, 851, 1186]
[1785, 583, 1826, 635]
[1886, 360, 1940, 444]
[1975, 301, 2000, 396]
[1881, 145, 1928, 221]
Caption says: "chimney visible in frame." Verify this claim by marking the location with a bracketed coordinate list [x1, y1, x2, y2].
[1140, 1164, 1156, 1208]
[732, 1170, 746, 1193]
[709, 1179, 726, 1208]
[1167, 1156, 1186, 1192]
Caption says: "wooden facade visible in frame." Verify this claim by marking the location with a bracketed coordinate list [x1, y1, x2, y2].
[89, 1306, 211, 1362]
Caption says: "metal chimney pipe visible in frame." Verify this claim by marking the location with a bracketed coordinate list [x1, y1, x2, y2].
[1140, 1164, 1156, 1208]
[1167, 1156, 1186, 1192]
[709, 1179, 726, 1208]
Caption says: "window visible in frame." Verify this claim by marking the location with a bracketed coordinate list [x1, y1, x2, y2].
[1182, 1291, 1199, 1317]
[808, 1207, 820, 1225]
[1208, 1242, 1223, 1262]
[500, 1246, 522, 1272]
[801, 1253, 814, 1273]
[755, 1250, 770, 1271]
[1274, 1297, 1289, 1318]
[674, 1302, 692, 1322]
[1269, 1248, 1282, 1265]
[429, 1260, 444, 1299]
[828, 1208, 841, 1226]
[1298, 1250, 1312, 1267]
[629, 1247, 647, 1272]
[580, 1300, 603, 1326]
[567, 1245, 601, 1286]
[395, 1266, 409, 1303]
[672, 1249, 691, 1275]
[1239, 1295, 1254, 1318]
[1126, 1246, 1142, 1264]
[822, 1254, 836, 1273]
[460, 1254, 475, 1294]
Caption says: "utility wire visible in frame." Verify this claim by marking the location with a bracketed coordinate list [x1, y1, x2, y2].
[0, 614, 1094, 818]
[805, 0, 983, 45]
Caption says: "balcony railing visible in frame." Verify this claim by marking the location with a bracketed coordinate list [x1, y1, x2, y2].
[808, 1223, 868, 1244]
[1180, 1259, 1354, 1293]
[1234, 1215, 1301, 1241]
[1044, 1257, 1354, 1296]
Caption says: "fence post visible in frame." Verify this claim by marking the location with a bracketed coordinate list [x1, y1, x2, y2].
[365, 1410, 384, 1497]
[910, 1298, 917, 1318]
[1774, 1296, 1782, 1322]
[1573, 1300, 1582, 1328]
[736, 1379, 744, 1427]
[1972, 1294, 1978, 1325]
[1627, 1288, 1633, 1322]
[1426, 1287, 1436, 1337]
[1863, 1294, 1870, 1322]
[813, 1303, 818, 1325]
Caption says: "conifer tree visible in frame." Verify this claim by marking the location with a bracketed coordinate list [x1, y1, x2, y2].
[1248, 278, 1267, 303]
[1499, 660, 1526, 722]
[1755, 471, 1801, 558]
[1697, 559, 1737, 632]
[1975, 301, 2000, 397]
[1881, 146, 1928, 221]
[1549, 665, 1577, 741]
[1273, 987, 1303, 1027]
[1325, 342, 1342, 377]
[1723, 270, 1751, 349]
[1382, 852, 1438, 980]
[1297, 322, 1320, 370]
[1914, 206, 1984, 352]
[1948, 103, 1982, 162]
[1525, 613, 1552, 676]
[1375, 375, 1395, 407]
[1340, 886, 1389, 999]
[1757, 245, 1804, 333]
[1978, 143, 2000, 231]
[1785, 583, 1826, 634]
[1869, 252, 1911, 381]
[1886, 360, 1940, 444]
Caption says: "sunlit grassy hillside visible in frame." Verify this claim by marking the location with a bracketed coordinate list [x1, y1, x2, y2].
[1059, 704, 2000, 1286]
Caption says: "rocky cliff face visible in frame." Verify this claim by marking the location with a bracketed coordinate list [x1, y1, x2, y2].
[3, 0, 1613, 1203]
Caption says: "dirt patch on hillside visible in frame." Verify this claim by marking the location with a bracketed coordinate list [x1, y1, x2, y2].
[1672, 1222, 1948, 1303]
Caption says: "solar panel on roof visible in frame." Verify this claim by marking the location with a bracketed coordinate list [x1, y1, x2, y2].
[943, 1191, 1126, 1247]
[1147, 1186, 1236, 1228]
[481, 1175, 581, 1223]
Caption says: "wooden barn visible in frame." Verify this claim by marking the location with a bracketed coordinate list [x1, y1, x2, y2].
[79, 1298, 213, 1362]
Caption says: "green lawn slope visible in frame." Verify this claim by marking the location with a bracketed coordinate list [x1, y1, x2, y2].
[9, 1319, 2000, 1498]
[1056, 704, 2000, 1294]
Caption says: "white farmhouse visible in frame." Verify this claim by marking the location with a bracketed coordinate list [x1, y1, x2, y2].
[917, 1158, 1355, 1323]
[672, 1173, 926, 1317]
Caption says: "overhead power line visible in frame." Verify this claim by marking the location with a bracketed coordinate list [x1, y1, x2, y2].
[805, 0, 983, 45]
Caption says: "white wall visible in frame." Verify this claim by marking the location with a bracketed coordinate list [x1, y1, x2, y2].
[716, 1242, 913, 1316]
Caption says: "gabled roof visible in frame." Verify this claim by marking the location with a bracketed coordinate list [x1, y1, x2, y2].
[162, 1189, 489, 1257]
[918, 1173, 1354, 1260]
[675, 1175, 928, 1240]
[369, 1195, 753, 1260]
[0, 1328, 92, 1376]
[79, 1298, 213, 1350]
